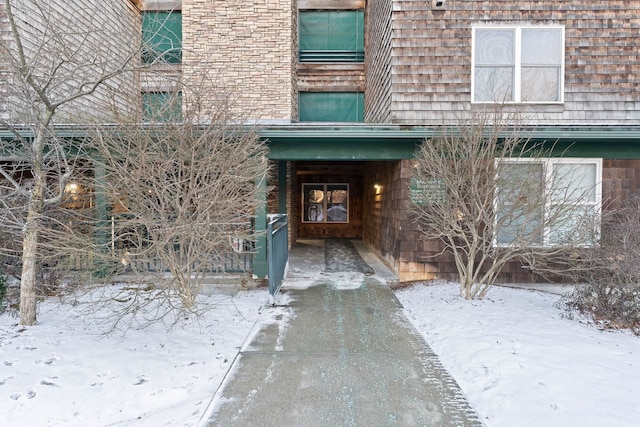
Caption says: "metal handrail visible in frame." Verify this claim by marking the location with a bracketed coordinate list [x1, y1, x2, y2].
[267, 214, 288, 304]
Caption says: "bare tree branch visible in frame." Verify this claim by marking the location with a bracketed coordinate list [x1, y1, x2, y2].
[0, 0, 143, 325]
[411, 106, 602, 299]
[91, 79, 270, 324]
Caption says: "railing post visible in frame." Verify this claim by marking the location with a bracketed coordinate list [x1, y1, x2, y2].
[267, 219, 275, 303]
[253, 173, 268, 279]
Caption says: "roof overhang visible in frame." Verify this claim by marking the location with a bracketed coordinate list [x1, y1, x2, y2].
[260, 124, 640, 160]
[2, 124, 639, 160]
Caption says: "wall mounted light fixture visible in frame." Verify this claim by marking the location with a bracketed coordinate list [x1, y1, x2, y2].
[64, 182, 80, 200]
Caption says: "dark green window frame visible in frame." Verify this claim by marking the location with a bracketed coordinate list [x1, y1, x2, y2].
[142, 11, 182, 64]
[142, 91, 183, 122]
[299, 10, 364, 62]
[299, 92, 364, 123]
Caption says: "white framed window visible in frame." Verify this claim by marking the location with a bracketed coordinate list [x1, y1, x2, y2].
[302, 183, 349, 223]
[495, 158, 601, 247]
[472, 25, 564, 103]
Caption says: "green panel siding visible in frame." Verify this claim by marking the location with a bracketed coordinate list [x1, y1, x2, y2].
[299, 92, 364, 122]
[142, 12, 182, 64]
[142, 92, 183, 122]
[299, 10, 364, 62]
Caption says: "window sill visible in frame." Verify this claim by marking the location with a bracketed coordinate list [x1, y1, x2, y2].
[471, 101, 565, 106]
[470, 101, 566, 114]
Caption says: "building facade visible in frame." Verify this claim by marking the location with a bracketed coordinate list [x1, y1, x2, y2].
[239, 0, 639, 282]
[3, 0, 640, 283]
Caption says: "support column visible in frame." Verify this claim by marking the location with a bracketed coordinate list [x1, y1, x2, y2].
[278, 160, 287, 213]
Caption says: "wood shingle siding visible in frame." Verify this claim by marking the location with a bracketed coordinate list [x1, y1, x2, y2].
[297, 63, 365, 92]
[1, 0, 140, 124]
[381, 0, 640, 125]
[603, 159, 640, 210]
[365, 0, 393, 123]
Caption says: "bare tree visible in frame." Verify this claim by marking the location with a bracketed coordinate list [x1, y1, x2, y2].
[91, 80, 270, 327]
[411, 108, 601, 299]
[0, 0, 140, 325]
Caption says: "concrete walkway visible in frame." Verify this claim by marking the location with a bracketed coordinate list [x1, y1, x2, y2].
[201, 240, 483, 426]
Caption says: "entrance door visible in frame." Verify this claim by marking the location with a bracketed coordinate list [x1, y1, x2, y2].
[296, 161, 363, 239]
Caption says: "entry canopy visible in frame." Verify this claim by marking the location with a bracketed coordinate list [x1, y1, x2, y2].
[1, 125, 638, 161]
[259, 124, 640, 161]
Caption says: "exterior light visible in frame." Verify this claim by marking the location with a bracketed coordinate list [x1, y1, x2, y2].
[64, 182, 79, 195]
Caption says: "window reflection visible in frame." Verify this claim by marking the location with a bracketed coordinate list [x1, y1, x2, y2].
[303, 184, 348, 223]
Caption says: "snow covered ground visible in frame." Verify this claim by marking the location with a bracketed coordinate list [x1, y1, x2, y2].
[1, 281, 639, 427]
[0, 285, 271, 427]
[396, 282, 640, 427]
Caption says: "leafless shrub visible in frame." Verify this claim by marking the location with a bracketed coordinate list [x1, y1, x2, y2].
[90, 81, 270, 325]
[411, 107, 601, 299]
[561, 195, 640, 335]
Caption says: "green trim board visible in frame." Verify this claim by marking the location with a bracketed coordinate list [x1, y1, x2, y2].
[277, 161, 287, 214]
[259, 124, 640, 141]
[266, 137, 418, 160]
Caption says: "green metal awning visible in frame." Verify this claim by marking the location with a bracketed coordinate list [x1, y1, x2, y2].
[259, 124, 640, 161]
[2, 124, 639, 160]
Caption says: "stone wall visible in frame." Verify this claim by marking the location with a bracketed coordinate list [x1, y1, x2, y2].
[182, 0, 295, 122]
[290, 1, 299, 121]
